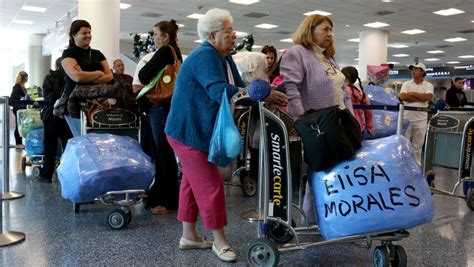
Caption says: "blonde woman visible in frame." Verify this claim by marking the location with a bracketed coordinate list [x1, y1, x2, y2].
[9, 71, 28, 148]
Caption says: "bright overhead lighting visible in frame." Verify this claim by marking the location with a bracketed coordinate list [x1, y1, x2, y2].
[446, 61, 461, 64]
[194, 39, 202, 43]
[387, 61, 400, 64]
[444, 37, 467, 42]
[401, 29, 426, 35]
[363, 21, 389, 28]
[280, 38, 293, 43]
[433, 8, 465, 16]
[254, 23, 278, 29]
[426, 50, 444, 54]
[13, 20, 33, 25]
[425, 58, 440, 61]
[252, 45, 263, 49]
[388, 44, 409, 48]
[354, 58, 359, 61]
[22, 5, 47, 12]
[348, 38, 360, 42]
[177, 24, 185, 28]
[303, 10, 332, 16]
[187, 13, 205, 19]
[393, 54, 410, 57]
[381, 0, 392, 2]
[471, 20, 474, 23]
[229, 0, 260, 5]
[458, 55, 474, 58]
[120, 3, 131, 9]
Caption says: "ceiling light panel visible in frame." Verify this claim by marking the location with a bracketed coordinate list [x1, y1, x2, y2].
[387, 61, 400, 64]
[348, 38, 360, 42]
[433, 8, 465, 16]
[303, 10, 332, 16]
[229, 0, 260, 5]
[22, 5, 47, 12]
[401, 29, 426, 35]
[13, 20, 33, 25]
[458, 55, 474, 58]
[363, 21, 389, 28]
[424, 58, 440, 61]
[280, 38, 293, 43]
[393, 54, 410, 57]
[120, 3, 131, 9]
[388, 44, 409, 48]
[446, 61, 461, 64]
[252, 45, 263, 49]
[187, 13, 205, 19]
[426, 50, 444, 54]
[444, 37, 467, 42]
[235, 31, 248, 37]
[254, 23, 278, 29]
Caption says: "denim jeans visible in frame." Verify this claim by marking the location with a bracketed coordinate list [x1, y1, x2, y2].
[146, 104, 179, 210]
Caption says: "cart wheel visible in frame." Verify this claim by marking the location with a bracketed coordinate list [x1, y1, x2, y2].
[241, 171, 257, 197]
[74, 203, 82, 213]
[108, 209, 127, 230]
[268, 220, 296, 244]
[32, 166, 41, 178]
[466, 188, 474, 211]
[21, 156, 26, 172]
[390, 245, 407, 267]
[373, 246, 390, 267]
[246, 238, 279, 267]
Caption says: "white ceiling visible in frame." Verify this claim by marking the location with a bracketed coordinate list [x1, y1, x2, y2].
[1, 0, 474, 68]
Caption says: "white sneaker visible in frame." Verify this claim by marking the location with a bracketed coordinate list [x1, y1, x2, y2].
[212, 244, 236, 262]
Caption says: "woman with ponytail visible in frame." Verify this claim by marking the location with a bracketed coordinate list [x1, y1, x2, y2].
[138, 19, 183, 215]
[61, 19, 113, 137]
[341, 66, 374, 137]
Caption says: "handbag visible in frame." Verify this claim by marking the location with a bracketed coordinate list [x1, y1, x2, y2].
[294, 106, 361, 171]
[53, 92, 69, 117]
[137, 46, 181, 105]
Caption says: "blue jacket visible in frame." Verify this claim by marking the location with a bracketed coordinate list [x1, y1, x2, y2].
[165, 42, 246, 153]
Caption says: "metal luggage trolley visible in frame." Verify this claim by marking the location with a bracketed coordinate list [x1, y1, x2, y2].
[245, 99, 410, 266]
[423, 109, 474, 210]
[231, 92, 304, 200]
[16, 108, 44, 178]
[73, 101, 145, 230]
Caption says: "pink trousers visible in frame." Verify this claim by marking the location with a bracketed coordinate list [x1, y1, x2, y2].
[167, 136, 227, 229]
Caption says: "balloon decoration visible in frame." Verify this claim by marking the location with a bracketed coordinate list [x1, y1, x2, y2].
[132, 32, 155, 59]
[234, 34, 254, 52]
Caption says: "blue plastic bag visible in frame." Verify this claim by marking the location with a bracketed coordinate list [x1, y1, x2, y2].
[25, 128, 44, 156]
[310, 135, 435, 240]
[57, 134, 155, 202]
[208, 90, 243, 167]
[363, 85, 408, 139]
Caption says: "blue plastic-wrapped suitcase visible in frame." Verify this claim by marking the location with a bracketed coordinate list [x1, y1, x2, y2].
[57, 133, 155, 203]
[363, 85, 409, 139]
[310, 135, 435, 240]
[25, 128, 45, 156]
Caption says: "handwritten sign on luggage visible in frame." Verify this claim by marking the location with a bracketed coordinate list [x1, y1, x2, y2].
[311, 136, 435, 240]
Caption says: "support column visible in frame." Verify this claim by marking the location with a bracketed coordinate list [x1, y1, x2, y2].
[78, 0, 120, 62]
[358, 30, 388, 82]
[26, 34, 50, 88]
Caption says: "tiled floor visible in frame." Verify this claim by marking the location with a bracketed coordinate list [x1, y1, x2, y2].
[1, 145, 473, 266]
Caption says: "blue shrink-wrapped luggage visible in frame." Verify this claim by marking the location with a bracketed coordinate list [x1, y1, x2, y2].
[25, 128, 45, 156]
[310, 135, 435, 240]
[363, 85, 408, 139]
[57, 134, 155, 203]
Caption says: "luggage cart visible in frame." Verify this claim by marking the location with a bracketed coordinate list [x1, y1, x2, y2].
[245, 100, 410, 266]
[423, 110, 474, 210]
[72, 99, 145, 230]
[231, 92, 304, 201]
[17, 108, 44, 178]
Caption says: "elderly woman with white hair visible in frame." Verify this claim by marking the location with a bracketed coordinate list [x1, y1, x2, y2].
[165, 8, 285, 262]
